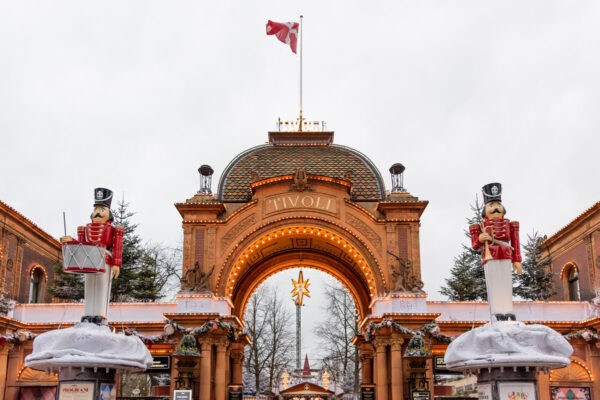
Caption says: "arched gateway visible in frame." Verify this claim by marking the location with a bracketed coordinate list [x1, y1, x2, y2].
[173, 128, 433, 400]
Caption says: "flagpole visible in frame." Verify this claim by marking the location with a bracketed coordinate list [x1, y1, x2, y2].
[299, 15, 303, 132]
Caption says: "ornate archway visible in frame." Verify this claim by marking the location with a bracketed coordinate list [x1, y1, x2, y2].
[215, 220, 385, 320]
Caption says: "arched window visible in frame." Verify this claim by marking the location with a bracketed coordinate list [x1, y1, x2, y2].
[566, 264, 580, 301]
[28, 268, 45, 303]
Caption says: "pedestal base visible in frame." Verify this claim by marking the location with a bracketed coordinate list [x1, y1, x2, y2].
[25, 322, 153, 373]
[477, 368, 538, 400]
[57, 367, 116, 400]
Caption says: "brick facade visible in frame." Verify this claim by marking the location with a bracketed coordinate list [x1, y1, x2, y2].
[545, 202, 600, 301]
[0, 200, 60, 304]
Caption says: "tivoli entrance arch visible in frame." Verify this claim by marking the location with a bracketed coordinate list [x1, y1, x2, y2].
[172, 129, 439, 400]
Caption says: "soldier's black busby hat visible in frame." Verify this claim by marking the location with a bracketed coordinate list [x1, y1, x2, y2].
[93, 188, 113, 208]
[482, 183, 502, 204]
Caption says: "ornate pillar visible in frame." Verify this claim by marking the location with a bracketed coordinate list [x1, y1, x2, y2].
[0, 345, 14, 400]
[390, 338, 404, 400]
[200, 340, 213, 400]
[230, 346, 244, 385]
[374, 340, 388, 400]
[360, 346, 374, 384]
[215, 341, 228, 400]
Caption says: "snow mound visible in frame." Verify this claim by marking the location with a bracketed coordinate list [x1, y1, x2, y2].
[445, 322, 572, 371]
[25, 323, 153, 373]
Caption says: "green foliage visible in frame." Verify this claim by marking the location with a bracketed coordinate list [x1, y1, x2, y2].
[47, 262, 84, 301]
[514, 231, 555, 300]
[440, 199, 487, 301]
[440, 246, 487, 301]
[110, 200, 145, 302]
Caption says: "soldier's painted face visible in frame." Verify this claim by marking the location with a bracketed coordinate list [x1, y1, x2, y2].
[485, 201, 505, 219]
[92, 206, 110, 223]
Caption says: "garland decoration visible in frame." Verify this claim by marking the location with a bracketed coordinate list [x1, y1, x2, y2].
[170, 318, 241, 341]
[364, 318, 452, 344]
[122, 327, 173, 345]
[120, 318, 241, 344]
[0, 330, 36, 347]
[564, 328, 600, 342]
[404, 331, 429, 358]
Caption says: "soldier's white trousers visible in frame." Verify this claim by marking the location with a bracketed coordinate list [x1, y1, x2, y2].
[83, 269, 111, 319]
[484, 259, 514, 320]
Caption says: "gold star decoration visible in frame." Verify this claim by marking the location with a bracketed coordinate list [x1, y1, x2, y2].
[291, 270, 311, 306]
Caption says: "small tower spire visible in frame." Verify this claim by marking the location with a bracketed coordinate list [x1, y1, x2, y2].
[302, 354, 311, 376]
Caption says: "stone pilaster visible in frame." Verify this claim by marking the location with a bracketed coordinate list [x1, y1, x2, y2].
[390, 338, 404, 400]
[199, 340, 213, 400]
[215, 341, 228, 400]
[359, 346, 374, 384]
[374, 340, 388, 400]
[230, 346, 244, 385]
[0, 344, 14, 400]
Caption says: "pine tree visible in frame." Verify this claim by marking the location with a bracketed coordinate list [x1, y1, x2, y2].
[47, 262, 84, 301]
[131, 252, 161, 302]
[440, 199, 487, 300]
[514, 232, 555, 300]
[440, 247, 486, 300]
[110, 200, 145, 302]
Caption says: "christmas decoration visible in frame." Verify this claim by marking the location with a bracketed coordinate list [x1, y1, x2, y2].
[364, 318, 452, 343]
[60, 187, 124, 324]
[291, 270, 311, 306]
[469, 183, 522, 322]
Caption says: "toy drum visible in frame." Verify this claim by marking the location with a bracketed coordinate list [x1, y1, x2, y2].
[62, 242, 107, 274]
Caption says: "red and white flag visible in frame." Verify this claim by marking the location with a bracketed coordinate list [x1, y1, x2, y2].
[266, 20, 299, 54]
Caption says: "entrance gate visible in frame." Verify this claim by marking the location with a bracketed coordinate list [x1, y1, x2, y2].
[170, 129, 437, 400]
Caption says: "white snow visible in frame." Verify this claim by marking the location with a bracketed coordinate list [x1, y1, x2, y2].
[12, 302, 176, 324]
[25, 322, 153, 373]
[444, 322, 572, 371]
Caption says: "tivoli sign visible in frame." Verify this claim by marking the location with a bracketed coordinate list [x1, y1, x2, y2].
[264, 193, 338, 216]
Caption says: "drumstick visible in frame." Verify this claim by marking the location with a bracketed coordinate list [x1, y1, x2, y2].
[63, 212, 67, 236]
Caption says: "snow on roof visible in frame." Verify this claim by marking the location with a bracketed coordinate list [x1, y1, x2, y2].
[427, 301, 592, 322]
[11, 302, 177, 324]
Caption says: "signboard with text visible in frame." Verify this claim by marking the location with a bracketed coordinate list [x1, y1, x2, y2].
[433, 356, 460, 374]
[173, 390, 192, 400]
[478, 384, 492, 400]
[228, 385, 243, 400]
[498, 382, 536, 400]
[58, 382, 95, 400]
[361, 384, 375, 400]
[412, 390, 431, 400]
[147, 355, 170, 373]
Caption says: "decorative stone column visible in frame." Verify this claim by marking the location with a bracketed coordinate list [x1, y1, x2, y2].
[215, 341, 228, 400]
[390, 338, 404, 400]
[374, 340, 388, 400]
[199, 340, 213, 400]
[230, 347, 244, 385]
[0, 344, 14, 400]
[360, 348, 374, 384]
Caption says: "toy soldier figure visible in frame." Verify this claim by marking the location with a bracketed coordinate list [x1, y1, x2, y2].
[469, 183, 522, 322]
[61, 188, 124, 324]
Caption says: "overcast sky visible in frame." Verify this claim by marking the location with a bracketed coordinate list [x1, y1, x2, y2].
[2, 1, 599, 354]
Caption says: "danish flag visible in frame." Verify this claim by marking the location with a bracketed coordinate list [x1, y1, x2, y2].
[266, 20, 299, 54]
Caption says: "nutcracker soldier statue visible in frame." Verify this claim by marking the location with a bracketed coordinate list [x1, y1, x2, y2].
[61, 188, 124, 324]
[469, 183, 522, 322]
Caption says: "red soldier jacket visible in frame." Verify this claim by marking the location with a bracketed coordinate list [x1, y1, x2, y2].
[77, 222, 124, 267]
[469, 217, 522, 265]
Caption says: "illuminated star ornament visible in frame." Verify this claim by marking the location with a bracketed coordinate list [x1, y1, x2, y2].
[291, 270, 311, 306]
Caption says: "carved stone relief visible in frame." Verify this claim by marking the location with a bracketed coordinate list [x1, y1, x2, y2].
[220, 213, 257, 254]
[346, 213, 382, 254]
